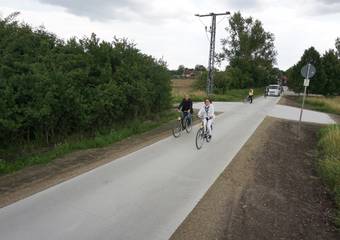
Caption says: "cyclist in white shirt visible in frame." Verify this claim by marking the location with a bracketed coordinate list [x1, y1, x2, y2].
[198, 98, 215, 138]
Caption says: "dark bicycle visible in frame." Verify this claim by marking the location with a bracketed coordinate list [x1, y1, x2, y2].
[172, 111, 192, 138]
[195, 117, 213, 150]
[243, 95, 253, 104]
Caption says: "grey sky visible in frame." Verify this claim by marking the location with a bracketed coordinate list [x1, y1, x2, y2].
[1, 0, 340, 70]
[37, 0, 190, 22]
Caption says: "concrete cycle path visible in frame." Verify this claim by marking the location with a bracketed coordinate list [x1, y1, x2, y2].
[0, 96, 334, 240]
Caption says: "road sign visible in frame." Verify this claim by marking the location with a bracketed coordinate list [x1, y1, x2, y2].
[298, 63, 316, 139]
[301, 63, 316, 79]
[303, 79, 310, 87]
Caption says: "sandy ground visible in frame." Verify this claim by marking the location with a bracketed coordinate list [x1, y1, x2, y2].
[171, 117, 339, 240]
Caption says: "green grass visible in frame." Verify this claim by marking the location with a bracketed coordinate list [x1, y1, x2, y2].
[0, 111, 177, 175]
[172, 87, 264, 103]
[317, 124, 340, 226]
[293, 96, 340, 115]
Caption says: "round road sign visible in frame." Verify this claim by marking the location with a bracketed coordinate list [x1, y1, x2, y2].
[301, 63, 316, 79]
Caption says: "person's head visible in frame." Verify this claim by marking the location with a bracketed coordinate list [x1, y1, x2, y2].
[184, 94, 189, 101]
[204, 98, 211, 106]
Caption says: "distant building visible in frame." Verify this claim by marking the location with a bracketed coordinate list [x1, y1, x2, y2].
[183, 68, 195, 78]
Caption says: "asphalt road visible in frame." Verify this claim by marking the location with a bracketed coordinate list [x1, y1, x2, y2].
[0, 96, 334, 240]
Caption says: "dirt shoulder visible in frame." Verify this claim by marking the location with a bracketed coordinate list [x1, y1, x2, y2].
[278, 95, 301, 108]
[0, 118, 191, 208]
[171, 117, 339, 240]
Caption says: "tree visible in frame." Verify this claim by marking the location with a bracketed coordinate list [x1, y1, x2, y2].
[322, 50, 340, 95]
[194, 64, 206, 72]
[287, 47, 327, 94]
[177, 65, 185, 76]
[0, 13, 172, 153]
[336, 37, 340, 58]
[220, 12, 277, 89]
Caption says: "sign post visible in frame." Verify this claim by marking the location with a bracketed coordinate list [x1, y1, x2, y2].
[298, 63, 316, 138]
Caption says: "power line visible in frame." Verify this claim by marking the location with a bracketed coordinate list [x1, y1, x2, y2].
[197, 17, 210, 43]
[217, 15, 228, 25]
[195, 11, 231, 95]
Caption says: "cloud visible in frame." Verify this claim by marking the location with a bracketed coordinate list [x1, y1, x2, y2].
[317, 0, 339, 4]
[312, 0, 340, 15]
[38, 0, 191, 22]
[292, 0, 340, 15]
[226, 0, 260, 9]
[221, 0, 340, 15]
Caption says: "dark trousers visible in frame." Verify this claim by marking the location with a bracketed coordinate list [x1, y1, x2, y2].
[249, 95, 253, 103]
[181, 111, 192, 127]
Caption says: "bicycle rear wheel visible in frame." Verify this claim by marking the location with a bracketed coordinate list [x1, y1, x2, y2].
[185, 117, 192, 133]
[172, 120, 182, 138]
[195, 128, 204, 150]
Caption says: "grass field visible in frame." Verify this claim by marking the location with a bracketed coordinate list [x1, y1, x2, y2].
[0, 111, 177, 175]
[304, 96, 340, 115]
[285, 96, 340, 116]
[318, 124, 340, 226]
[172, 79, 263, 103]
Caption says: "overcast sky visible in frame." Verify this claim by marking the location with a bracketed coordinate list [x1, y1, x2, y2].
[1, 0, 339, 70]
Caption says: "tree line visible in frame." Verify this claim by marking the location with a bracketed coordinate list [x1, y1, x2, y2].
[286, 42, 340, 95]
[196, 12, 280, 94]
[0, 13, 171, 148]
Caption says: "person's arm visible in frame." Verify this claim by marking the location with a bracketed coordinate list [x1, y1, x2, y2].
[210, 105, 215, 119]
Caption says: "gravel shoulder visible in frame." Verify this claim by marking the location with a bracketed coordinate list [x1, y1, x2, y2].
[171, 117, 339, 240]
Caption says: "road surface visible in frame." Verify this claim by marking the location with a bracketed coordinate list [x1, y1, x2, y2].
[0, 97, 334, 240]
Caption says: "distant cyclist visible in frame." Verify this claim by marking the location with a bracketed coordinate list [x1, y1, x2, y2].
[198, 98, 215, 139]
[248, 88, 254, 103]
[178, 94, 193, 125]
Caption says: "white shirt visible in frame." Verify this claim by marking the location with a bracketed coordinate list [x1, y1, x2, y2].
[198, 104, 215, 119]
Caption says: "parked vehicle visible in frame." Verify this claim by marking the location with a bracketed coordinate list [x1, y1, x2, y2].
[267, 85, 281, 97]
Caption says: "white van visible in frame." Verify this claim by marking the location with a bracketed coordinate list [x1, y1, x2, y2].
[267, 85, 281, 97]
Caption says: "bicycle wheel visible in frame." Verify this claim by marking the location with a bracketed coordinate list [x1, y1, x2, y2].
[195, 128, 205, 150]
[172, 120, 182, 138]
[185, 117, 192, 133]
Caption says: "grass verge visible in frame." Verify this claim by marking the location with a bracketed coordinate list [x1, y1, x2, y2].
[290, 96, 340, 115]
[317, 124, 340, 226]
[172, 88, 264, 103]
[305, 97, 340, 115]
[0, 111, 177, 175]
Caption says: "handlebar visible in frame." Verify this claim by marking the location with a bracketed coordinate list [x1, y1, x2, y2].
[198, 116, 213, 121]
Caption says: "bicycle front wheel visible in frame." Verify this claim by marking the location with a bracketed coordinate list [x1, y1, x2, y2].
[172, 120, 182, 138]
[195, 128, 204, 150]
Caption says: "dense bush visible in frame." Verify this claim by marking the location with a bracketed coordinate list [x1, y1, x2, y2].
[0, 14, 171, 149]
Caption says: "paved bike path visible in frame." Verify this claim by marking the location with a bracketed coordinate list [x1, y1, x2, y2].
[0, 97, 302, 240]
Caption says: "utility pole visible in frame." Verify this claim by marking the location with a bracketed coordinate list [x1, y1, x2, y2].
[195, 12, 230, 95]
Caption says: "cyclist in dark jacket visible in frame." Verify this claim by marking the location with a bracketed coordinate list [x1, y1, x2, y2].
[178, 94, 193, 125]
